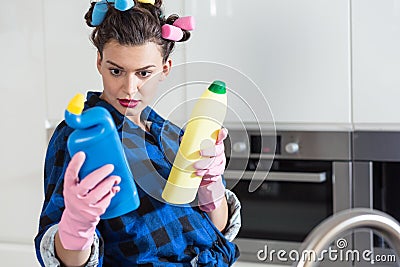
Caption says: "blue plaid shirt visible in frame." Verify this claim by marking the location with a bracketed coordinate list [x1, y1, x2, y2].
[35, 92, 239, 266]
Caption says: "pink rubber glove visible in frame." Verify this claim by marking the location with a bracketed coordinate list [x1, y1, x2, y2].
[193, 128, 228, 212]
[58, 152, 121, 250]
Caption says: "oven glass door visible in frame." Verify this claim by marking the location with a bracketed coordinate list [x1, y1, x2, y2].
[373, 162, 400, 248]
[225, 158, 333, 242]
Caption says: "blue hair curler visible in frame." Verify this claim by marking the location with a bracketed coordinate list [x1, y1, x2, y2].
[91, 0, 135, 26]
[115, 0, 135, 11]
[92, 0, 109, 26]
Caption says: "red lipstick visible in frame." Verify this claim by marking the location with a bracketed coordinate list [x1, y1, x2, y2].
[118, 99, 139, 108]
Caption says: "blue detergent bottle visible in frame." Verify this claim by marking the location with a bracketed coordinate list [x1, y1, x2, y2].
[64, 93, 140, 219]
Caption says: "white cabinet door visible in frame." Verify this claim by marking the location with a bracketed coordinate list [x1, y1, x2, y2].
[352, 0, 400, 130]
[185, 0, 351, 129]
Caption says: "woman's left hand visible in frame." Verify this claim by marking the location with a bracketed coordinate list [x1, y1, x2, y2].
[193, 128, 228, 212]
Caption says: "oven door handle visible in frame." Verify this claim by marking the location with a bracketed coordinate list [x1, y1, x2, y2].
[223, 170, 326, 183]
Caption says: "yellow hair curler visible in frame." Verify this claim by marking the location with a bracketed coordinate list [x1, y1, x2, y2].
[137, 0, 155, 5]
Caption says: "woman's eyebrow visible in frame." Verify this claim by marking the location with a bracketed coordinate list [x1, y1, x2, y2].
[106, 60, 124, 69]
[106, 61, 156, 71]
[135, 65, 157, 71]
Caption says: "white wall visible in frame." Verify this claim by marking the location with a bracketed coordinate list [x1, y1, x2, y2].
[44, 0, 101, 123]
[0, 0, 46, 266]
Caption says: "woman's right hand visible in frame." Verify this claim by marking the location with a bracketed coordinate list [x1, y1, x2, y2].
[58, 151, 120, 251]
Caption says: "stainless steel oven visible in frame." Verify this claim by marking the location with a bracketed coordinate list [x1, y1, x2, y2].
[224, 129, 352, 265]
[353, 131, 400, 267]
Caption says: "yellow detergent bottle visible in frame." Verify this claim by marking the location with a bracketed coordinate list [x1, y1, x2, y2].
[162, 80, 227, 204]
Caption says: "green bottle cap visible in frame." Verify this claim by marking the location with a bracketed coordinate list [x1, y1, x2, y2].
[208, 80, 226, 94]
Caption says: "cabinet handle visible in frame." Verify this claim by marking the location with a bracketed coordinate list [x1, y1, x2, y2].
[224, 170, 326, 183]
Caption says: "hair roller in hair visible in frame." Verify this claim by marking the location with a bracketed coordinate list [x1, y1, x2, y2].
[114, 0, 135, 11]
[92, 0, 109, 26]
[137, 0, 155, 5]
[173, 16, 195, 31]
[161, 24, 183, 41]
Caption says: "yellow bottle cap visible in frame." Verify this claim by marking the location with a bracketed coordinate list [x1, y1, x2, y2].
[67, 93, 85, 115]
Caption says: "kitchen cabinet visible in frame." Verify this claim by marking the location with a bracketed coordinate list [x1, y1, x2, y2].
[352, 0, 400, 130]
[184, 0, 351, 129]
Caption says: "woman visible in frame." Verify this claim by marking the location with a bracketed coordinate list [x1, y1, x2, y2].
[35, 0, 241, 266]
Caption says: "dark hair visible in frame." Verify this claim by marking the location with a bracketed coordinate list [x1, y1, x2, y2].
[84, 0, 191, 63]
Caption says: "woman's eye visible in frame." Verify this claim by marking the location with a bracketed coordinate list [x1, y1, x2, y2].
[139, 71, 151, 78]
[110, 69, 122, 76]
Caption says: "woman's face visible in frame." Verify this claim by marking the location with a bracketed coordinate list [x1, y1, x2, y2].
[97, 40, 171, 124]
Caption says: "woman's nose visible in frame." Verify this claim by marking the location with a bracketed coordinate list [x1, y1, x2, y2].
[125, 74, 140, 95]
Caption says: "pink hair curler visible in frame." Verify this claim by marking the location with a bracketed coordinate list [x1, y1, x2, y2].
[173, 16, 195, 31]
[162, 24, 183, 41]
